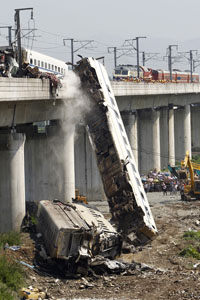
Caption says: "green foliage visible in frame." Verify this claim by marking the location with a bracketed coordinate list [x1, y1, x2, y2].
[30, 215, 38, 225]
[183, 230, 200, 241]
[179, 245, 200, 260]
[0, 282, 16, 300]
[0, 232, 25, 299]
[0, 255, 24, 291]
[192, 155, 200, 164]
[0, 232, 21, 249]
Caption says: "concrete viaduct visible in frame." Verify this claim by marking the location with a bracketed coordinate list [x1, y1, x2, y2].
[0, 77, 200, 232]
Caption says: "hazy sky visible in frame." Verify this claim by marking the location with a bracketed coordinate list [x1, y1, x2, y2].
[1, 0, 200, 75]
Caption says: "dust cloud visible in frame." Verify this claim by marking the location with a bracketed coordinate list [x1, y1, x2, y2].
[45, 69, 91, 200]
[60, 69, 91, 135]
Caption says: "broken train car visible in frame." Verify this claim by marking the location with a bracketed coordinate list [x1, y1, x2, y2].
[75, 58, 157, 245]
[37, 200, 121, 268]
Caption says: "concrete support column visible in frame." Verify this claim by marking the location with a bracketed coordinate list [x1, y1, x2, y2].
[122, 111, 139, 168]
[168, 109, 175, 166]
[75, 124, 106, 202]
[0, 133, 26, 232]
[152, 110, 161, 171]
[184, 104, 192, 157]
[25, 122, 75, 204]
[63, 126, 75, 203]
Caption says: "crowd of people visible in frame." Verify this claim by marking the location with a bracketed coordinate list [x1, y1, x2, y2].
[141, 169, 184, 195]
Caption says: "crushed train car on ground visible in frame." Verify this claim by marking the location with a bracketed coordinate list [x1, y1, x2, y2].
[75, 57, 158, 245]
[37, 200, 122, 272]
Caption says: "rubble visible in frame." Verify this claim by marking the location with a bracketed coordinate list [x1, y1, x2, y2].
[19, 286, 46, 299]
[3, 194, 200, 299]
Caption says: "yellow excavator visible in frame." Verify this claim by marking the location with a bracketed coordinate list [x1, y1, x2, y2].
[179, 151, 200, 201]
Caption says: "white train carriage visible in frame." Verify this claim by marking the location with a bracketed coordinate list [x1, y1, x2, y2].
[37, 200, 122, 262]
[75, 57, 158, 245]
[25, 49, 68, 78]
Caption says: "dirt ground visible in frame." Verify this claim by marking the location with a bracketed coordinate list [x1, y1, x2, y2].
[6, 193, 200, 300]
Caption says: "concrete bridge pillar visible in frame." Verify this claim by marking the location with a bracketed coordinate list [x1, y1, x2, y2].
[160, 109, 168, 170]
[122, 111, 138, 168]
[25, 122, 75, 204]
[152, 110, 161, 171]
[184, 104, 192, 157]
[0, 132, 26, 232]
[75, 124, 106, 202]
[62, 125, 75, 203]
[168, 109, 175, 166]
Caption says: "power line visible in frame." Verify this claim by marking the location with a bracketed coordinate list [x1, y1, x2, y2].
[124, 37, 147, 77]
[108, 46, 135, 68]
[166, 45, 178, 80]
[38, 29, 70, 39]
[14, 7, 33, 74]
[0, 26, 12, 46]
[63, 38, 94, 69]
[142, 52, 159, 66]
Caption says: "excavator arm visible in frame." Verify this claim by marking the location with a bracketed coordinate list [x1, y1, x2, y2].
[180, 151, 195, 189]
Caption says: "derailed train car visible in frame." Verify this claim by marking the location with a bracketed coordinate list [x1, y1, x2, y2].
[37, 200, 121, 264]
[75, 58, 158, 245]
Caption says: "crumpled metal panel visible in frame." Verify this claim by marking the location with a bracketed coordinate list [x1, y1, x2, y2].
[37, 200, 121, 261]
[75, 58, 158, 245]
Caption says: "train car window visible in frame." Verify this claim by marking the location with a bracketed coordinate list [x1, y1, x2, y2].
[61, 68, 63, 74]
[52, 65, 54, 71]
[38, 60, 40, 67]
[45, 62, 47, 68]
[115, 70, 121, 74]
[34, 59, 36, 65]
[122, 70, 128, 75]
[48, 63, 51, 70]
[30, 58, 33, 64]
[41, 61, 44, 68]
[55, 66, 57, 72]
[58, 67, 60, 72]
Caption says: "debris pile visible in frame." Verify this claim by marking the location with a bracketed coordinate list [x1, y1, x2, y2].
[19, 286, 46, 299]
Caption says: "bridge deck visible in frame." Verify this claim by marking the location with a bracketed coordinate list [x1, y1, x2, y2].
[111, 81, 200, 96]
[0, 78, 200, 102]
[0, 78, 50, 101]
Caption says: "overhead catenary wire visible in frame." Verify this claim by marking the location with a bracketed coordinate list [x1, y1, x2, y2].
[131, 145, 187, 162]
[0, 12, 198, 72]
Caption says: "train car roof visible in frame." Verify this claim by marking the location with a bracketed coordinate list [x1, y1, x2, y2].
[26, 48, 67, 66]
[114, 65, 145, 71]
